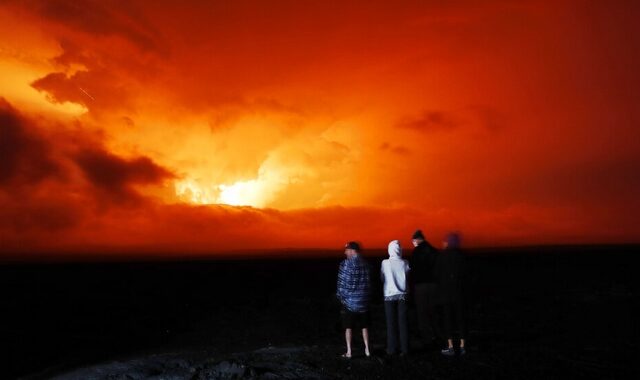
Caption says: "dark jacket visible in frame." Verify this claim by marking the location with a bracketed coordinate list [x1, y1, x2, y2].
[434, 248, 465, 304]
[410, 241, 438, 284]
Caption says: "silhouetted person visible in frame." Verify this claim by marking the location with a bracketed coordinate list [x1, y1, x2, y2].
[410, 229, 440, 348]
[436, 232, 468, 356]
[381, 240, 411, 355]
[337, 241, 371, 358]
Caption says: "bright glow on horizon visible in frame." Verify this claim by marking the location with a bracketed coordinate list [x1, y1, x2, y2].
[174, 178, 266, 207]
[218, 180, 264, 207]
[174, 179, 218, 204]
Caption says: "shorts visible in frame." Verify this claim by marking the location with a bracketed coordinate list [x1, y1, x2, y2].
[341, 307, 371, 329]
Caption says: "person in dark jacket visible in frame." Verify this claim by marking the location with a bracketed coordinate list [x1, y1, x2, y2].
[409, 229, 440, 348]
[435, 232, 467, 356]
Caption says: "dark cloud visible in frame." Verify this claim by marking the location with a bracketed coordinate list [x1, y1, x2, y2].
[0, 98, 61, 185]
[31, 72, 87, 105]
[207, 98, 305, 133]
[469, 106, 506, 133]
[31, 69, 131, 111]
[397, 111, 460, 133]
[397, 107, 507, 136]
[52, 39, 94, 68]
[0, 99, 83, 233]
[379, 142, 410, 156]
[0, 99, 174, 238]
[0, 195, 83, 232]
[73, 148, 174, 204]
[515, 156, 640, 204]
[22, 0, 167, 115]
[26, 0, 163, 53]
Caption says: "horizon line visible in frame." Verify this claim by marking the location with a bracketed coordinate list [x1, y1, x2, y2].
[1, 243, 638, 264]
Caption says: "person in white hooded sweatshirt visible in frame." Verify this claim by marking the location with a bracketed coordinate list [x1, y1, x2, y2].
[381, 240, 411, 355]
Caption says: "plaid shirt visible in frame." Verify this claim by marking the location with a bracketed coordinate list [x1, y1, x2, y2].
[337, 254, 371, 312]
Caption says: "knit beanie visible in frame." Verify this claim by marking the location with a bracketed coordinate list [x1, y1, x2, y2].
[412, 229, 425, 240]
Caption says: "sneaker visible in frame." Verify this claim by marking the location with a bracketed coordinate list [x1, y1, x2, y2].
[441, 347, 455, 356]
[459, 347, 466, 356]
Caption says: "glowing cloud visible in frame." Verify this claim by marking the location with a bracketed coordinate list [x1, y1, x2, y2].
[1, 0, 639, 256]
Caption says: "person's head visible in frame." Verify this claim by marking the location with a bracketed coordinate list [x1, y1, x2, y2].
[411, 229, 425, 247]
[442, 232, 461, 250]
[344, 241, 360, 257]
[388, 240, 402, 258]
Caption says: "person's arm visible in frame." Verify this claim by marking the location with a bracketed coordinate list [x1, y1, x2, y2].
[365, 262, 372, 301]
[405, 260, 411, 290]
[337, 263, 346, 301]
[338, 262, 358, 298]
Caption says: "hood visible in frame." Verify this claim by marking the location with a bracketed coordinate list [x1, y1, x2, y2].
[387, 240, 402, 258]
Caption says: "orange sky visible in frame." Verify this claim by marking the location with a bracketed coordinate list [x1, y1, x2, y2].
[1, 0, 639, 258]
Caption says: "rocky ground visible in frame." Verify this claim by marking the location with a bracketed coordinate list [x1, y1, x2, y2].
[4, 247, 639, 379]
[43, 336, 635, 380]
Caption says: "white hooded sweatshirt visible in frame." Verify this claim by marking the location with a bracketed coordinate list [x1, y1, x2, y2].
[381, 240, 411, 299]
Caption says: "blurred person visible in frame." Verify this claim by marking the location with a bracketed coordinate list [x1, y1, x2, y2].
[435, 232, 468, 356]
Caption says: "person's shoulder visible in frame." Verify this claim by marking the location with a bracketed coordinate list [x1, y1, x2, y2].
[359, 257, 371, 268]
[417, 244, 431, 253]
[356, 255, 370, 264]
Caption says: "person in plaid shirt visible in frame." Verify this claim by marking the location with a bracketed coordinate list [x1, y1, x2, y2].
[337, 241, 371, 358]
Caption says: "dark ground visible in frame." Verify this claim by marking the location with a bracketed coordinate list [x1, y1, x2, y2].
[1, 245, 639, 379]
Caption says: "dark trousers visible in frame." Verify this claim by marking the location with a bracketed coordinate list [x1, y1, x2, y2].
[384, 299, 409, 354]
[441, 298, 467, 340]
[414, 283, 439, 342]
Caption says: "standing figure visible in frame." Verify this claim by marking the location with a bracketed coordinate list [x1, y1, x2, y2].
[410, 229, 440, 348]
[337, 241, 372, 358]
[436, 232, 468, 356]
[381, 240, 411, 355]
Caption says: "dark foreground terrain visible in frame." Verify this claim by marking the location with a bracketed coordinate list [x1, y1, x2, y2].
[1, 245, 639, 379]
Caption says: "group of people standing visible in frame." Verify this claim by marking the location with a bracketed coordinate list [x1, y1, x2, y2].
[336, 230, 467, 358]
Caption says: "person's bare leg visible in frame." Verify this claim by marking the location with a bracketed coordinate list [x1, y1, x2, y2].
[447, 338, 454, 349]
[344, 329, 353, 358]
[362, 328, 370, 357]
[460, 338, 465, 348]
